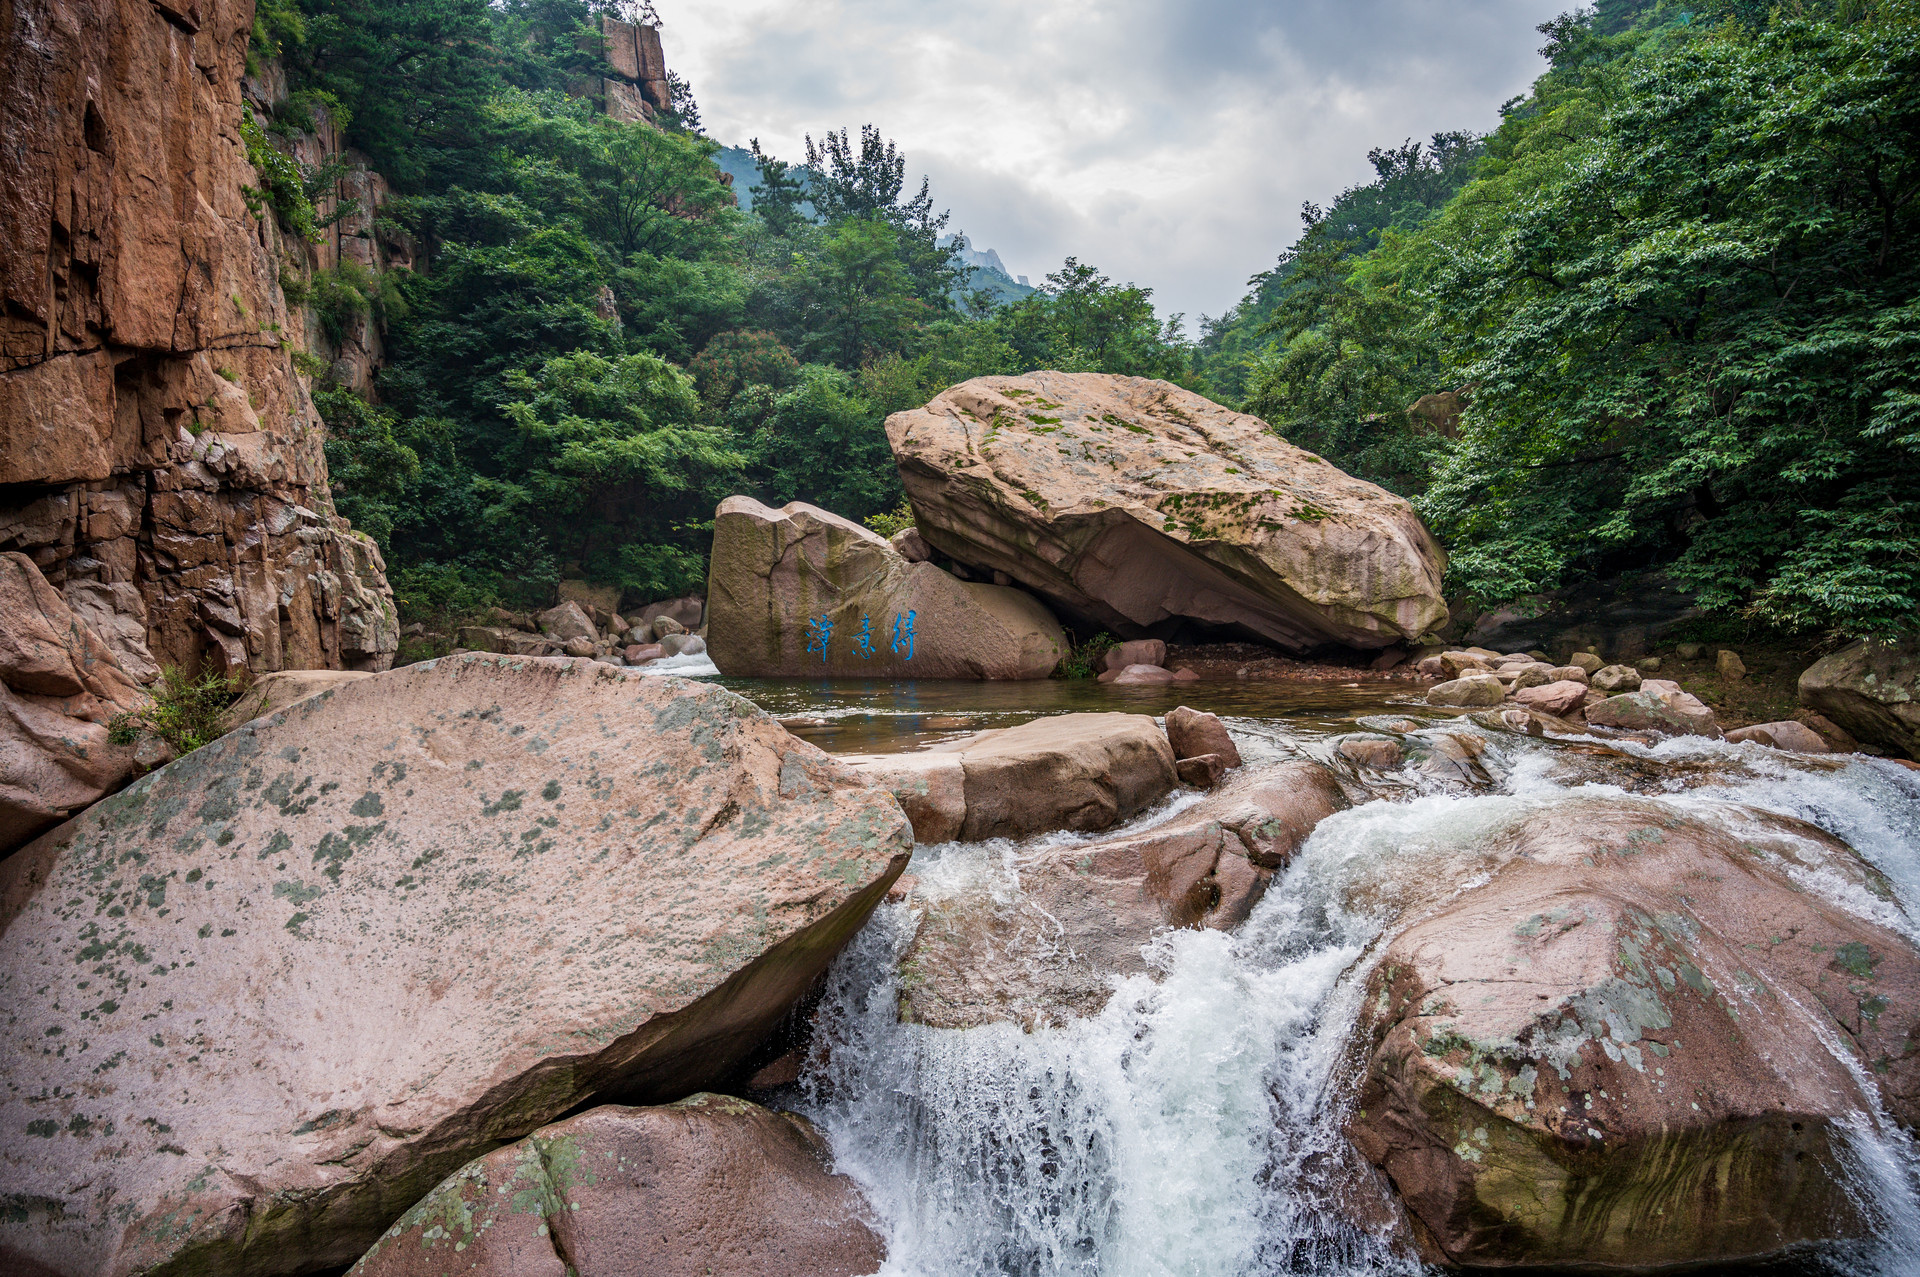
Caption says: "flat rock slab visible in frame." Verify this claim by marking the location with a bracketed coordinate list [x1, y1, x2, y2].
[351, 1096, 885, 1277]
[886, 372, 1448, 651]
[1349, 798, 1920, 1270]
[901, 761, 1345, 1028]
[842, 712, 1176, 843]
[0, 654, 910, 1277]
[707, 496, 1063, 679]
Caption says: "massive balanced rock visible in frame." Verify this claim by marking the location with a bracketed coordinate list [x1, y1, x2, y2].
[0, 0, 397, 681]
[351, 1097, 886, 1277]
[886, 373, 1448, 651]
[1348, 798, 1920, 1269]
[0, 655, 911, 1277]
[707, 496, 1064, 679]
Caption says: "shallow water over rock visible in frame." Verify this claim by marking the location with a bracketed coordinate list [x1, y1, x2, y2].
[717, 677, 1920, 1277]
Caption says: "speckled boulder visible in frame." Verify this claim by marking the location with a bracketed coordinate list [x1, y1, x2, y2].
[886, 373, 1448, 652]
[0, 655, 910, 1277]
[1347, 799, 1920, 1270]
[350, 1096, 885, 1277]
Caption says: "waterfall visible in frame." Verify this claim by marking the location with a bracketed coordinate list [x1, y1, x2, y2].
[793, 723, 1920, 1276]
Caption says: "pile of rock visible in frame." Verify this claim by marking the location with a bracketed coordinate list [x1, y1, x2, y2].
[454, 599, 706, 668]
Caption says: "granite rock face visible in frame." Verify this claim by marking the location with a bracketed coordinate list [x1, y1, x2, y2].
[707, 496, 1064, 679]
[886, 373, 1448, 651]
[0, 552, 149, 853]
[1348, 799, 1920, 1270]
[0, 655, 910, 1277]
[900, 761, 1346, 1028]
[1799, 636, 1920, 761]
[0, 0, 397, 685]
[351, 1097, 885, 1277]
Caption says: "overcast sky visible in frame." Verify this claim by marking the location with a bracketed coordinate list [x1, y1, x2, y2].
[661, 0, 1562, 324]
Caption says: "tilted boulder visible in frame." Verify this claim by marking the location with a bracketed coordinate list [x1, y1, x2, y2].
[885, 373, 1447, 651]
[841, 712, 1176, 844]
[351, 1097, 885, 1277]
[707, 496, 1063, 679]
[1348, 799, 1920, 1270]
[1799, 636, 1920, 761]
[900, 761, 1345, 1028]
[1164, 705, 1242, 766]
[0, 655, 910, 1277]
[1584, 678, 1721, 737]
[0, 553, 147, 854]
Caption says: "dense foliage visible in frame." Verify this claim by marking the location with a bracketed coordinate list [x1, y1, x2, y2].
[1200, 0, 1920, 639]
[265, 0, 1197, 618]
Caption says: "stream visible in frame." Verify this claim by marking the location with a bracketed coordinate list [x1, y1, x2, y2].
[710, 674, 1920, 1276]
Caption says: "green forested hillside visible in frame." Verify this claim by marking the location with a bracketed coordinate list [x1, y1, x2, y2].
[254, 0, 1194, 619]
[1200, 0, 1919, 639]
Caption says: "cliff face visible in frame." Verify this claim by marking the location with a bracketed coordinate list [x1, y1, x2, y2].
[0, 0, 397, 682]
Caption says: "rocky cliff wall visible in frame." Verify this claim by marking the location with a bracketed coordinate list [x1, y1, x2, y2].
[0, 0, 397, 682]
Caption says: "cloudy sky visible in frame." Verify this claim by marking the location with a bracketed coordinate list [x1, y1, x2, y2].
[661, 0, 1562, 323]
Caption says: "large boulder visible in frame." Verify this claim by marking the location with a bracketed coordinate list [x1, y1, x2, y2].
[901, 761, 1346, 1028]
[884, 373, 1448, 651]
[1584, 678, 1721, 737]
[0, 654, 911, 1277]
[0, 552, 147, 854]
[1347, 798, 1920, 1270]
[1799, 636, 1920, 760]
[350, 1096, 885, 1277]
[707, 496, 1063, 679]
[841, 712, 1176, 843]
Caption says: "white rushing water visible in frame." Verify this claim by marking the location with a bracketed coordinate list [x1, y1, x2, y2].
[793, 721, 1920, 1277]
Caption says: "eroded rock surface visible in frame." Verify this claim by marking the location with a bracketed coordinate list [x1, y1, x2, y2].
[842, 712, 1176, 843]
[0, 0, 396, 683]
[0, 655, 910, 1277]
[1348, 799, 1920, 1270]
[708, 496, 1064, 679]
[885, 373, 1447, 651]
[901, 761, 1345, 1028]
[1800, 636, 1920, 761]
[0, 552, 147, 853]
[351, 1096, 885, 1277]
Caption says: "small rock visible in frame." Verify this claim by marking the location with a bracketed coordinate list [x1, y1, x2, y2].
[1798, 712, 1858, 753]
[653, 614, 688, 640]
[1165, 706, 1242, 767]
[1526, 650, 1548, 661]
[563, 637, 596, 657]
[132, 735, 176, 772]
[1338, 736, 1405, 769]
[1101, 639, 1168, 673]
[1717, 649, 1747, 680]
[537, 600, 597, 642]
[625, 643, 664, 664]
[1639, 655, 1662, 671]
[1726, 721, 1831, 753]
[1439, 651, 1491, 677]
[1567, 652, 1603, 674]
[1547, 665, 1590, 685]
[992, 570, 1015, 587]
[1176, 753, 1229, 789]
[1426, 676, 1506, 708]
[890, 527, 933, 563]
[1677, 642, 1705, 660]
[660, 633, 707, 657]
[1512, 666, 1553, 691]
[1590, 664, 1643, 693]
[1110, 663, 1178, 685]
[1515, 680, 1590, 718]
[1171, 666, 1200, 682]
[1416, 655, 1447, 678]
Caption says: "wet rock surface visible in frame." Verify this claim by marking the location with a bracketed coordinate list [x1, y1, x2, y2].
[886, 373, 1448, 651]
[0, 655, 910, 1277]
[351, 1096, 885, 1277]
[707, 496, 1064, 679]
[900, 760, 1347, 1029]
[1348, 798, 1920, 1270]
[842, 711, 1177, 843]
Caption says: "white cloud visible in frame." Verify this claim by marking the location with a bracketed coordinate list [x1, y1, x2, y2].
[661, 0, 1558, 319]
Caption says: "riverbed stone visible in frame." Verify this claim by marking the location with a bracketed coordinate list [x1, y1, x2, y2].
[1164, 705, 1242, 767]
[1798, 636, 1920, 761]
[1176, 753, 1229, 789]
[886, 373, 1448, 652]
[707, 496, 1064, 679]
[1101, 639, 1167, 672]
[1584, 679, 1721, 737]
[1426, 676, 1505, 708]
[0, 654, 911, 1277]
[1109, 663, 1179, 685]
[1726, 720, 1831, 753]
[1589, 663, 1641, 693]
[900, 761, 1346, 1028]
[1347, 798, 1920, 1270]
[350, 1097, 885, 1277]
[538, 600, 597, 642]
[842, 712, 1176, 844]
[1513, 679, 1589, 718]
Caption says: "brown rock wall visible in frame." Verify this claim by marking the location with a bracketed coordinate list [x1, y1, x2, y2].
[0, 0, 396, 681]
